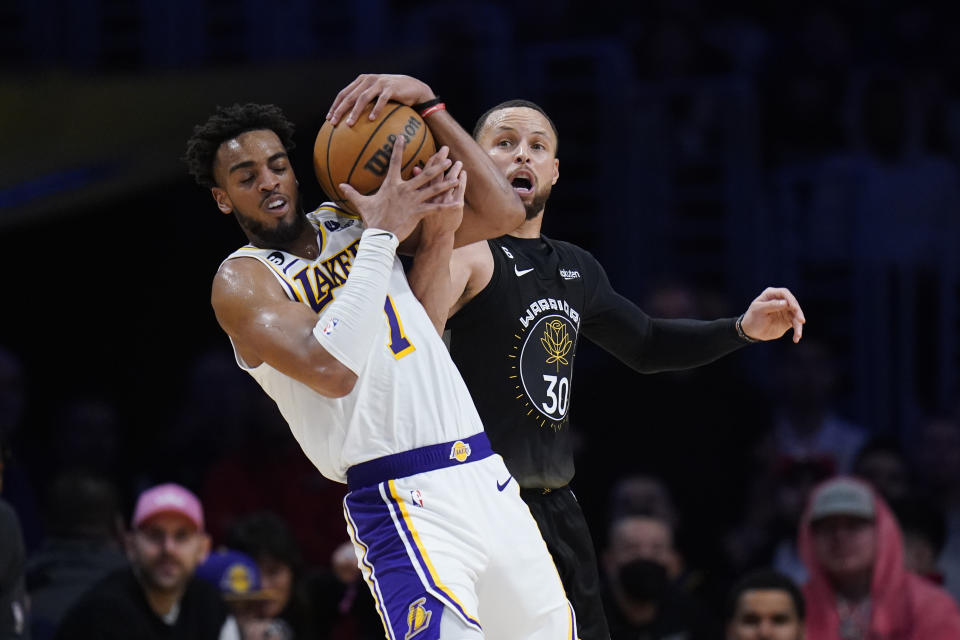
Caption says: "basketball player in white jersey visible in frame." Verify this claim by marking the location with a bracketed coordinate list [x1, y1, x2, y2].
[184, 96, 576, 639]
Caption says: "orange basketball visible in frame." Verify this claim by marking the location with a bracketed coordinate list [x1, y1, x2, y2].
[313, 101, 436, 213]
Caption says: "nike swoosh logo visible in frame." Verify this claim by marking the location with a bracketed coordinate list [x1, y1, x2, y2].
[514, 266, 534, 277]
[497, 476, 513, 491]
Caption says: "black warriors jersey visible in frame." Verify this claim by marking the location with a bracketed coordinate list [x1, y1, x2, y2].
[446, 235, 600, 488]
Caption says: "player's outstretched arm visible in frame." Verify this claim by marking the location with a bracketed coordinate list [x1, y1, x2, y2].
[738, 286, 806, 343]
[328, 73, 525, 248]
[212, 259, 359, 398]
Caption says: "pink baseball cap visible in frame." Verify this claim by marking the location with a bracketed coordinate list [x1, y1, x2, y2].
[132, 483, 205, 531]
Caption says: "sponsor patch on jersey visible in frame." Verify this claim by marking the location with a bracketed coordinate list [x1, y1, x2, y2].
[405, 597, 432, 639]
[319, 318, 340, 336]
[267, 251, 285, 266]
[323, 219, 357, 232]
[499, 245, 514, 259]
[559, 268, 581, 280]
[449, 440, 471, 463]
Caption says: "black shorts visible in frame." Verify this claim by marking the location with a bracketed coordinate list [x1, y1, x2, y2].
[521, 486, 611, 640]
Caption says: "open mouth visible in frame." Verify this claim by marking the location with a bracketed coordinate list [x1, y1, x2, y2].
[264, 196, 288, 215]
[511, 176, 533, 195]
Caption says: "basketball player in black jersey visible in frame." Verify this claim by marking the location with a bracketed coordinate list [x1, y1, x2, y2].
[329, 77, 806, 640]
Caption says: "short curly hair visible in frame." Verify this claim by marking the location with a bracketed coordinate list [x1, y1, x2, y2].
[184, 103, 296, 189]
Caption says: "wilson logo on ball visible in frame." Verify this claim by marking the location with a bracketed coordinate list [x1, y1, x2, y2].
[313, 102, 436, 214]
[363, 116, 424, 177]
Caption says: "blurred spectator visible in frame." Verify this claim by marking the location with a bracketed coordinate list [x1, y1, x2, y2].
[602, 514, 716, 639]
[724, 568, 804, 640]
[223, 512, 317, 639]
[608, 473, 681, 531]
[199, 381, 348, 569]
[799, 476, 960, 639]
[195, 548, 291, 640]
[26, 469, 127, 640]
[911, 413, 960, 601]
[891, 497, 948, 586]
[760, 339, 868, 475]
[0, 496, 29, 638]
[724, 456, 833, 587]
[54, 483, 227, 639]
[0, 345, 43, 553]
[851, 436, 911, 505]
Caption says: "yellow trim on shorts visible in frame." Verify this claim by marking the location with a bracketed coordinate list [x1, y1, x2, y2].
[386, 480, 481, 627]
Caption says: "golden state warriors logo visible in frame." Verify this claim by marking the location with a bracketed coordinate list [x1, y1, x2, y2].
[405, 597, 432, 639]
[449, 440, 471, 463]
[541, 319, 573, 371]
[513, 309, 578, 430]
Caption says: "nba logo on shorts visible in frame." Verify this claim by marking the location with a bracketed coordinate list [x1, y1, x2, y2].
[405, 597, 432, 639]
[410, 489, 424, 507]
[449, 440, 471, 463]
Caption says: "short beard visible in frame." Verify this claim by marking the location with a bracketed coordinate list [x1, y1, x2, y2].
[524, 185, 552, 220]
[235, 195, 308, 248]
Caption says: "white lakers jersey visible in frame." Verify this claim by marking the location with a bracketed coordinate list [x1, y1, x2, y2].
[222, 205, 485, 483]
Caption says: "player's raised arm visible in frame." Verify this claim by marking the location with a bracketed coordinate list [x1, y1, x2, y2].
[327, 73, 525, 248]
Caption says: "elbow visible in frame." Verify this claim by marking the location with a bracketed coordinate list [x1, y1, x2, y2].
[308, 363, 358, 398]
[326, 369, 358, 398]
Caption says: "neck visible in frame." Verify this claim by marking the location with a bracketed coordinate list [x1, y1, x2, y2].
[832, 570, 872, 603]
[251, 225, 319, 260]
[508, 210, 544, 239]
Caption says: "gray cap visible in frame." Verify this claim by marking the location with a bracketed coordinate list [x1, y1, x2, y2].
[809, 477, 875, 522]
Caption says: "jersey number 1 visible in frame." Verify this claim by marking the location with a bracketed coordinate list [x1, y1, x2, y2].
[383, 296, 415, 359]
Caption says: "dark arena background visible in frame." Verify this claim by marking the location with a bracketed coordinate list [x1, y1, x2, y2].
[3, 0, 960, 637]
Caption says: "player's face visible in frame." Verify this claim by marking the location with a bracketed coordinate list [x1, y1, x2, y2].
[811, 515, 876, 580]
[727, 590, 803, 640]
[127, 514, 210, 595]
[211, 129, 307, 247]
[478, 107, 559, 220]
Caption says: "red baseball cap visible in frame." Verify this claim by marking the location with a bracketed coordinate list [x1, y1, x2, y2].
[132, 483, 204, 531]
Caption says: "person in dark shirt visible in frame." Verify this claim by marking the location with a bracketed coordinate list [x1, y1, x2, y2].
[329, 77, 806, 640]
[54, 483, 227, 640]
[0, 497, 29, 639]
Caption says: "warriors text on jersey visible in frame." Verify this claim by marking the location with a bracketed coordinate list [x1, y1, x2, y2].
[222, 205, 486, 484]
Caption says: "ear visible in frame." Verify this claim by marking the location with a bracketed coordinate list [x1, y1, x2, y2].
[551, 157, 559, 186]
[212, 187, 233, 215]
[197, 532, 212, 563]
[124, 531, 137, 563]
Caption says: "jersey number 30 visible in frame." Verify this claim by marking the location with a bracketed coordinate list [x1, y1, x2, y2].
[383, 296, 415, 359]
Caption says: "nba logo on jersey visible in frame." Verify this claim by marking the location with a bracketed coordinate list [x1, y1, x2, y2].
[405, 597, 432, 639]
[319, 318, 340, 336]
[410, 489, 424, 507]
[449, 440, 471, 463]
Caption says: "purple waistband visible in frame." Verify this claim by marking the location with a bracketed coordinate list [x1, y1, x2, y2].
[346, 432, 493, 489]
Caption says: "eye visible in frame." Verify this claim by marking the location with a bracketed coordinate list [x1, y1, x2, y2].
[531, 142, 545, 150]
[240, 175, 255, 185]
[497, 139, 512, 148]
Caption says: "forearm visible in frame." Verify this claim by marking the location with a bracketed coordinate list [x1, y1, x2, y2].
[408, 230, 457, 334]
[585, 298, 748, 373]
[423, 109, 524, 245]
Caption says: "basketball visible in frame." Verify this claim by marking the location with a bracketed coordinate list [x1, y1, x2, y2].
[313, 101, 436, 213]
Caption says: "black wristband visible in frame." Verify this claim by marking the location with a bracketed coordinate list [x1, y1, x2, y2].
[736, 314, 760, 344]
[412, 97, 442, 114]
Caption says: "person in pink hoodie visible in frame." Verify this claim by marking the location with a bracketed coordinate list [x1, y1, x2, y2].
[799, 475, 960, 639]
